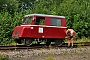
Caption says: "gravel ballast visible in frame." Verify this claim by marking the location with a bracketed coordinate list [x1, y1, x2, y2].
[0, 47, 90, 60]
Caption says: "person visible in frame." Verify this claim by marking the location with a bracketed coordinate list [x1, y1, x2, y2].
[66, 29, 76, 48]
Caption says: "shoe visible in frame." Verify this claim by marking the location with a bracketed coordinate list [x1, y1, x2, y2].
[67, 46, 71, 48]
[71, 46, 73, 49]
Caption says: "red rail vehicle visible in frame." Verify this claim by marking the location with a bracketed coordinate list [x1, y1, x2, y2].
[12, 14, 67, 45]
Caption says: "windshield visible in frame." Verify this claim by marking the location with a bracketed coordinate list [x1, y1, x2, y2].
[22, 17, 32, 24]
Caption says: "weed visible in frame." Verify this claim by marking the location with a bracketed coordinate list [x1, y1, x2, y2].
[65, 38, 90, 43]
[0, 54, 9, 60]
[75, 38, 90, 43]
[62, 51, 68, 55]
[45, 55, 54, 60]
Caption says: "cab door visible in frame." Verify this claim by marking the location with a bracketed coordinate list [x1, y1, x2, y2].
[34, 17, 46, 38]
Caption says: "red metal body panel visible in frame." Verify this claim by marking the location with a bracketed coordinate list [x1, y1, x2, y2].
[12, 25, 66, 39]
[29, 25, 66, 38]
[12, 26, 31, 38]
[45, 26, 66, 38]
[61, 18, 66, 27]
[45, 17, 51, 25]
[12, 26, 23, 38]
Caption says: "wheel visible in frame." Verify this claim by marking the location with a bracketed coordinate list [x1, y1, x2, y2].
[46, 41, 51, 46]
[21, 39, 33, 45]
[55, 39, 64, 45]
[15, 39, 21, 44]
[46, 39, 51, 46]
[26, 39, 33, 45]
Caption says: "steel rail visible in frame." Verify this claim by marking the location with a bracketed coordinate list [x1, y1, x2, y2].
[0, 42, 90, 50]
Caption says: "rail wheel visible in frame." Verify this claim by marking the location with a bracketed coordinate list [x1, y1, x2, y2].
[55, 39, 64, 45]
[46, 41, 51, 46]
[21, 39, 33, 45]
[15, 39, 21, 44]
[46, 39, 51, 46]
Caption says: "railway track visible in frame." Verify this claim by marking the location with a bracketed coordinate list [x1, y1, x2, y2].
[0, 42, 90, 50]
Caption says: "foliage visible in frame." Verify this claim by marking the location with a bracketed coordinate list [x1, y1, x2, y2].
[45, 55, 54, 60]
[0, 54, 9, 60]
[18, 0, 35, 12]
[75, 37, 90, 43]
[58, 0, 90, 38]
[65, 37, 90, 43]
[0, 0, 90, 45]
[0, 0, 19, 14]
[0, 12, 24, 45]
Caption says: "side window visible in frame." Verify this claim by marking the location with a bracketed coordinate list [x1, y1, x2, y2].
[39, 19, 44, 25]
[35, 17, 45, 25]
[51, 18, 61, 26]
[22, 17, 32, 24]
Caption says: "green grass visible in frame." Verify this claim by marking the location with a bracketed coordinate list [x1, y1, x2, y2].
[0, 54, 9, 60]
[75, 38, 90, 43]
[45, 55, 54, 60]
[65, 38, 90, 43]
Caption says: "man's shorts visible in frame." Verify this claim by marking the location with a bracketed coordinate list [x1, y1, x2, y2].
[68, 36, 74, 40]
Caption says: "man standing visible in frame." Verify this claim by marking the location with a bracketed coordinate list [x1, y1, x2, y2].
[66, 29, 76, 48]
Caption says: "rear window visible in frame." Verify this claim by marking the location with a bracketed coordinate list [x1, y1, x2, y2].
[51, 18, 62, 26]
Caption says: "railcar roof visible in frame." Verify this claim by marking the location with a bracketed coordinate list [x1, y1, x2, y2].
[24, 14, 65, 18]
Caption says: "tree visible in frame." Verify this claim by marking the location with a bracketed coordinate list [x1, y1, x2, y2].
[18, 0, 35, 12]
[0, 0, 19, 14]
[58, 0, 90, 38]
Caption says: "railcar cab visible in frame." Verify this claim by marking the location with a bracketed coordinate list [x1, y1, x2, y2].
[12, 14, 66, 45]
[22, 15, 45, 25]
[21, 14, 66, 26]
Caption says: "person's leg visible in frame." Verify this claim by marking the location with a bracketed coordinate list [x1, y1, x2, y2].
[68, 39, 71, 48]
[71, 38, 74, 48]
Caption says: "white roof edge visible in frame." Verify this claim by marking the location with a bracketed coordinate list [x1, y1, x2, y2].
[21, 25, 67, 28]
[24, 14, 65, 18]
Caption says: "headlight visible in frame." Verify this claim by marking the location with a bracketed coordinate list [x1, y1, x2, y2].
[15, 31, 19, 35]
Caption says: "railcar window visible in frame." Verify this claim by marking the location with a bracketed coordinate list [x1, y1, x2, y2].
[22, 17, 32, 24]
[35, 17, 45, 25]
[51, 18, 61, 26]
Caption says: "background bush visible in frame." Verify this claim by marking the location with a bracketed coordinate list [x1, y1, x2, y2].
[0, 0, 90, 45]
